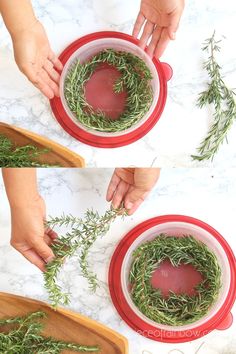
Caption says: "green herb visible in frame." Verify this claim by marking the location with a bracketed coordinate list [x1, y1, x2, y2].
[129, 234, 222, 326]
[0, 311, 99, 353]
[44, 207, 127, 308]
[64, 49, 153, 132]
[0, 135, 57, 168]
[192, 31, 236, 161]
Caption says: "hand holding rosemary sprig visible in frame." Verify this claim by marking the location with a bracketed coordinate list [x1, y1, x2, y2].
[192, 31, 236, 161]
[3, 168, 160, 308]
[44, 206, 127, 308]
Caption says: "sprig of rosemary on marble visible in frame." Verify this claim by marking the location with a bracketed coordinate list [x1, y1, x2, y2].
[0, 311, 99, 353]
[64, 49, 153, 132]
[44, 207, 127, 308]
[130, 234, 222, 326]
[0, 135, 56, 168]
[192, 31, 236, 161]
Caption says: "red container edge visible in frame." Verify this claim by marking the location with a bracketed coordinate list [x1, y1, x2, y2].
[108, 215, 236, 343]
[50, 31, 172, 149]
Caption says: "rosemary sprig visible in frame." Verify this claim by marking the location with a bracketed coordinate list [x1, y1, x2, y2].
[0, 134, 57, 168]
[44, 207, 127, 308]
[0, 311, 99, 353]
[64, 49, 153, 132]
[129, 234, 222, 326]
[192, 31, 236, 161]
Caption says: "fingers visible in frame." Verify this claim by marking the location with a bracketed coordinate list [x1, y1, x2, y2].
[124, 168, 160, 214]
[154, 28, 170, 59]
[12, 231, 56, 272]
[23, 66, 55, 99]
[126, 198, 144, 215]
[21, 248, 47, 272]
[106, 171, 121, 202]
[124, 187, 150, 215]
[43, 60, 61, 84]
[107, 168, 160, 214]
[40, 69, 60, 97]
[168, 10, 182, 40]
[35, 76, 55, 99]
[146, 26, 162, 58]
[48, 50, 63, 72]
[45, 227, 58, 241]
[139, 21, 155, 50]
[133, 12, 146, 38]
[135, 5, 184, 58]
[30, 238, 55, 264]
[20, 53, 62, 99]
[111, 180, 130, 209]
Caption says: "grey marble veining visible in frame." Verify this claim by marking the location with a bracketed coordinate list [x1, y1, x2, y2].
[0, 0, 236, 167]
[0, 168, 236, 353]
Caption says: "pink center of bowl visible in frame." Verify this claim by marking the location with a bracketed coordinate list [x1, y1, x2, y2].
[84, 63, 127, 121]
[151, 260, 203, 297]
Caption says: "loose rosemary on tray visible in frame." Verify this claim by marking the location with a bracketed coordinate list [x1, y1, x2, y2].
[130, 234, 222, 326]
[192, 31, 236, 161]
[0, 311, 99, 353]
[44, 206, 127, 308]
[0, 135, 56, 168]
[64, 49, 153, 132]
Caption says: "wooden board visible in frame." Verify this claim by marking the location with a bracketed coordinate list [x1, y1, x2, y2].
[0, 122, 85, 167]
[0, 292, 128, 354]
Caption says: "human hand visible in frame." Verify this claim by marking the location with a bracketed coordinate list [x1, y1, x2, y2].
[133, 0, 185, 58]
[10, 194, 57, 271]
[12, 20, 63, 99]
[106, 168, 160, 215]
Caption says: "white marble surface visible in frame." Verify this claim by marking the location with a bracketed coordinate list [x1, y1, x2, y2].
[0, 168, 236, 354]
[0, 0, 236, 167]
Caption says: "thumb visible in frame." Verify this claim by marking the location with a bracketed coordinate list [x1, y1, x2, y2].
[168, 11, 182, 40]
[124, 187, 149, 211]
[31, 238, 55, 264]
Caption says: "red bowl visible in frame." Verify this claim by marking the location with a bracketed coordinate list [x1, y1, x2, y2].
[109, 215, 236, 343]
[50, 31, 172, 148]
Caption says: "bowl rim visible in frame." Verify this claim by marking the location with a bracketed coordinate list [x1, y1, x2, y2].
[50, 31, 170, 148]
[108, 215, 236, 343]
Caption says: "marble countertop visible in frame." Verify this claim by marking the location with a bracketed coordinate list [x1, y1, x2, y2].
[0, 0, 236, 167]
[0, 168, 236, 354]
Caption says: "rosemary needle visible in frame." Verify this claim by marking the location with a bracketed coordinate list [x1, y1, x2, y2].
[0, 134, 58, 168]
[0, 311, 99, 353]
[192, 31, 236, 161]
[129, 234, 222, 326]
[44, 207, 127, 308]
[64, 49, 153, 132]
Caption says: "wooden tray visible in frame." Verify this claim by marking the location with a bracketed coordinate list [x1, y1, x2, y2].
[0, 122, 85, 167]
[0, 292, 128, 354]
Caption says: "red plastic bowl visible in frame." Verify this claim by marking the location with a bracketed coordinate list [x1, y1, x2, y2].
[50, 31, 172, 148]
[109, 215, 236, 343]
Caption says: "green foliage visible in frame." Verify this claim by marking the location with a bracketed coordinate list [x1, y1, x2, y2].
[129, 234, 222, 326]
[192, 31, 236, 161]
[0, 135, 56, 168]
[0, 311, 99, 353]
[64, 49, 153, 132]
[44, 207, 127, 308]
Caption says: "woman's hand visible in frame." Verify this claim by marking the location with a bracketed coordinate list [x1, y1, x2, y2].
[106, 168, 160, 215]
[12, 20, 63, 99]
[10, 195, 57, 271]
[133, 0, 185, 58]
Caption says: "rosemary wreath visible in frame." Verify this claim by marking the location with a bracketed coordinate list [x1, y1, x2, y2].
[0, 135, 56, 168]
[64, 49, 153, 132]
[192, 31, 236, 161]
[129, 234, 222, 326]
[44, 207, 127, 308]
[0, 311, 99, 353]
